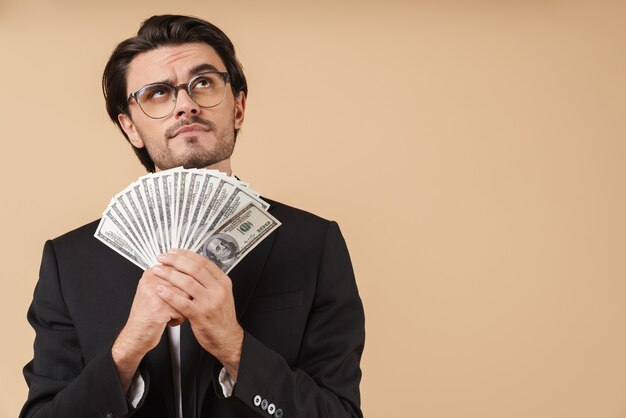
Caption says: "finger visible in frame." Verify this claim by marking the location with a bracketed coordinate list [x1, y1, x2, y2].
[145, 268, 193, 299]
[162, 308, 186, 325]
[156, 284, 198, 319]
[157, 251, 218, 287]
[179, 248, 227, 278]
[152, 264, 207, 300]
[167, 317, 186, 327]
[160, 249, 228, 283]
[148, 298, 185, 325]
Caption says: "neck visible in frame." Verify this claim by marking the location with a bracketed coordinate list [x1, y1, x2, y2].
[206, 159, 232, 175]
[155, 158, 233, 175]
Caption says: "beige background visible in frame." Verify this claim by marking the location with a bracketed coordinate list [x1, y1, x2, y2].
[2, 0, 626, 417]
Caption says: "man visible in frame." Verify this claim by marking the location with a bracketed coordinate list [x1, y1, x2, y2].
[21, 14, 365, 418]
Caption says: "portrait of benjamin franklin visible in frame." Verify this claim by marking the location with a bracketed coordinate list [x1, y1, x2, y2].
[201, 233, 239, 271]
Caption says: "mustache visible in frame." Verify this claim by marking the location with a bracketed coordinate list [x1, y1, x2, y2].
[165, 115, 216, 139]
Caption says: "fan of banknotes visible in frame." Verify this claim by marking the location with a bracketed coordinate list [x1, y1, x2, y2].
[95, 167, 280, 273]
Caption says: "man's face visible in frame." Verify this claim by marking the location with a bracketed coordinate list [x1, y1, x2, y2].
[118, 42, 245, 172]
[206, 238, 234, 259]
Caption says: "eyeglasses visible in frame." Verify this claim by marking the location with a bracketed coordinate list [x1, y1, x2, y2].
[128, 71, 230, 119]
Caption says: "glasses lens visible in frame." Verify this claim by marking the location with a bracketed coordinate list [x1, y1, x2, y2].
[136, 84, 176, 118]
[189, 73, 227, 108]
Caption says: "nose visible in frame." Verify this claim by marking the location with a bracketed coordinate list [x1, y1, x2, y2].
[174, 88, 200, 118]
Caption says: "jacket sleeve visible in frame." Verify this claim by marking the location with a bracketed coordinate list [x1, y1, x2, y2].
[20, 240, 138, 418]
[221, 221, 365, 418]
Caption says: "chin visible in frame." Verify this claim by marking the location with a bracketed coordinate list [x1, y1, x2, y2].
[158, 137, 233, 170]
[179, 153, 226, 170]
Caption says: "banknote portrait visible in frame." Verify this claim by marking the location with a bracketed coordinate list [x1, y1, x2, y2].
[201, 233, 239, 270]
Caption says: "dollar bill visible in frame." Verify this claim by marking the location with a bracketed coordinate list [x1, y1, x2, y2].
[195, 202, 281, 273]
[178, 171, 202, 249]
[161, 170, 176, 250]
[114, 190, 158, 263]
[145, 175, 169, 253]
[189, 186, 269, 251]
[95, 210, 150, 269]
[138, 178, 165, 255]
[151, 174, 170, 250]
[180, 172, 220, 249]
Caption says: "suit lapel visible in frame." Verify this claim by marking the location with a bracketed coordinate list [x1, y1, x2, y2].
[230, 228, 277, 320]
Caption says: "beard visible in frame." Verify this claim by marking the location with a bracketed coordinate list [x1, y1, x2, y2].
[137, 113, 236, 171]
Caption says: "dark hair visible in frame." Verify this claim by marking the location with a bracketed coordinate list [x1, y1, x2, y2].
[102, 15, 248, 172]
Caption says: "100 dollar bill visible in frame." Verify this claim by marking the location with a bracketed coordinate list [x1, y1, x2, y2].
[194, 202, 281, 273]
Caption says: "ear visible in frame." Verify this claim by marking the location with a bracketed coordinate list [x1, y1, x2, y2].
[118, 113, 145, 148]
[233, 91, 246, 130]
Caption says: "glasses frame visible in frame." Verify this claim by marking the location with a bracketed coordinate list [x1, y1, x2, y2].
[127, 71, 231, 119]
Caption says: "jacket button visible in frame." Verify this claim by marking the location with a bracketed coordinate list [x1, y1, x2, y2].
[268, 403, 276, 414]
[261, 399, 269, 410]
[105, 413, 114, 418]
[253, 395, 262, 406]
[275, 409, 283, 418]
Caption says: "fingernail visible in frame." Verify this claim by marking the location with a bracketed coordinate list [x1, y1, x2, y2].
[168, 248, 179, 254]
[152, 264, 163, 273]
[157, 254, 167, 262]
[156, 285, 165, 294]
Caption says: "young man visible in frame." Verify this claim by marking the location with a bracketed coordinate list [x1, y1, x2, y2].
[21, 15, 364, 418]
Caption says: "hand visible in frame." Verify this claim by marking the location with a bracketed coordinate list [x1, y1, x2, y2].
[152, 249, 244, 379]
[112, 268, 189, 391]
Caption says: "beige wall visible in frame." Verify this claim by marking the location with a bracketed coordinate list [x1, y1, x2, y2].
[2, 1, 626, 416]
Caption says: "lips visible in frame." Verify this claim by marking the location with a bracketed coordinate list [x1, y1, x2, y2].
[171, 123, 209, 138]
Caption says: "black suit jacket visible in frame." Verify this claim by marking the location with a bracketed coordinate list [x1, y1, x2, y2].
[21, 199, 365, 418]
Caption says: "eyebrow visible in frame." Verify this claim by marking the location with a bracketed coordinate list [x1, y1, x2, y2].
[188, 63, 221, 75]
[136, 63, 223, 91]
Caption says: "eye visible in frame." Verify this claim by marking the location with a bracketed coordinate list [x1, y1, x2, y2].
[148, 87, 170, 99]
[140, 85, 173, 103]
[153, 89, 166, 97]
[192, 75, 217, 90]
